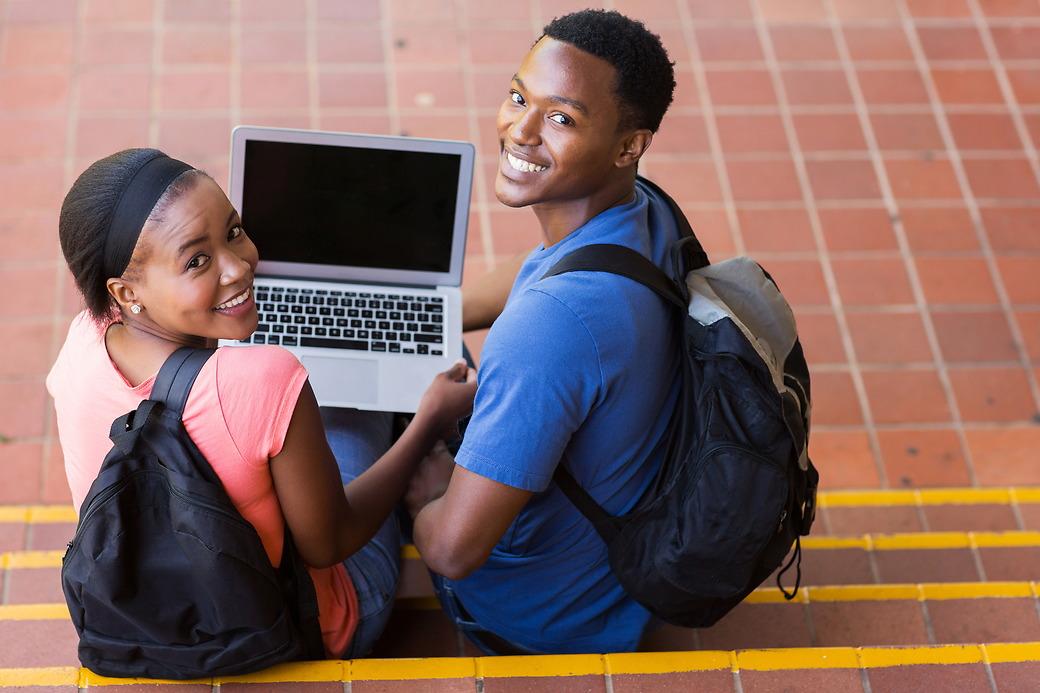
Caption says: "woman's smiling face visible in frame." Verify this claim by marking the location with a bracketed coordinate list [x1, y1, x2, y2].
[122, 173, 259, 344]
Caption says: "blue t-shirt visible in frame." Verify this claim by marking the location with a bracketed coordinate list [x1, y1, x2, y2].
[451, 180, 682, 653]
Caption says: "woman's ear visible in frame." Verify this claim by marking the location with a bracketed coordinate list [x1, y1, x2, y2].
[106, 277, 138, 314]
[616, 129, 653, 169]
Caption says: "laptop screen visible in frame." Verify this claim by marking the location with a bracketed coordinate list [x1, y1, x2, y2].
[229, 127, 474, 287]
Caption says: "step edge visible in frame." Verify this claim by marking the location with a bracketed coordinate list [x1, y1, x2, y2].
[4, 643, 1040, 685]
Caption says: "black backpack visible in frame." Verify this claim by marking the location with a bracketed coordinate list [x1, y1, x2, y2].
[61, 347, 325, 679]
[544, 177, 819, 629]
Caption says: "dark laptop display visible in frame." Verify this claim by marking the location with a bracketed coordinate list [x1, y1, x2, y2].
[240, 140, 462, 274]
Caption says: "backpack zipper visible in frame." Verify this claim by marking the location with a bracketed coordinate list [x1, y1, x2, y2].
[64, 469, 252, 562]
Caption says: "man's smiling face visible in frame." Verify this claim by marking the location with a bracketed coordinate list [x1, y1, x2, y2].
[493, 37, 634, 217]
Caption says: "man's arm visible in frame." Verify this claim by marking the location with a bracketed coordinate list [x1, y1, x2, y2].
[462, 253, 527, 332]
[411, 462, 533, 580]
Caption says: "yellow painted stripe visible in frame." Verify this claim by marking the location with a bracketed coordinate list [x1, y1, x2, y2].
[2, 644, 1039, 685]
[218, 660, 345, 683]
[858, 644, 983, 668]
[871, 532, 971, 549]
[918, 488, 1012, 505]
[737, 647, 859, 671]
[818, 487, 1040, 508]
[27, 506, 77, 523]
[817, 490, 918, 507]
[80, 670, 213, 686]
[983, 642, 1040, 664]
[351, 657, 476, 681]
[3, 551, 64, 569]
[0, 667, 79, 687]
[1010, 488, 1040, 503]
[478, 654, 604, 678]
[0, 604, 69, 620]
[606, 650, 731, 674]
[972, 531, 1040, 547]
[0, 508, 29, 523]
[801, 536, 869, 549]
[7, 532, 1039, 574]
[744, 586, 806, 603]
[0, 506, 77, 523]
[921, 582, 1035, 600]
[6, 488, 1040, 523]
[808, 585, 922, 601]
[7, 581, 1035, 625]
[10, 531, 1038, 574]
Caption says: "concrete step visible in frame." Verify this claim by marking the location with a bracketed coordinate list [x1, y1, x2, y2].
[6, 529, 1039, 606]
[1, 643, 1039, 691]
[7, 486, 1040, 552]
[3, 493, 1040, 688]
[5, 579, 1039, 666]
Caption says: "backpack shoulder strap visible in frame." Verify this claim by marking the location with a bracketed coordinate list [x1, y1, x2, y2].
[107, 347, 215, 454]
[151, 347, 217, 415]
[539, 179, 703, 537]
[637, 175, 710, 275]
[541, 243, 688, 310]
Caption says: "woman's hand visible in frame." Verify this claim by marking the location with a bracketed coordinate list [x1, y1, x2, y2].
[416, 359, 477, 438]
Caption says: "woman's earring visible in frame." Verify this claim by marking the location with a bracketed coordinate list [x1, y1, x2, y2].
[130, 304, 142, 315]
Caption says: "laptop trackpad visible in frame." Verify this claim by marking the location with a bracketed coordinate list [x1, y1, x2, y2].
[301, 355, 378, 404]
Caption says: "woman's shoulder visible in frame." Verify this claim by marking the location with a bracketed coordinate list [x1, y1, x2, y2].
[195, 345, 309, 430]
[214, 343, 302, 368]
[211, 344, 306, 387]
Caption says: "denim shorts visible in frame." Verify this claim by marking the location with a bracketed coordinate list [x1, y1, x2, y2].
[320, 407, 399, 659]
[428, 573, 538, 656]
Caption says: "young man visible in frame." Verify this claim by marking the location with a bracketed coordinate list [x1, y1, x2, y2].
[408, 9, 682, 654]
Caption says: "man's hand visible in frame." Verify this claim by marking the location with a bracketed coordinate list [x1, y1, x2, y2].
[404, 439, 456, 519]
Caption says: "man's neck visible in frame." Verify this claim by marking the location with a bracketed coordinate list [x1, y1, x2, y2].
[533, 183, 637, 248]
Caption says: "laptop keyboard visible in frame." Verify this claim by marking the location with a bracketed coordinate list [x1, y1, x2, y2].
[239, 283, 445, 357]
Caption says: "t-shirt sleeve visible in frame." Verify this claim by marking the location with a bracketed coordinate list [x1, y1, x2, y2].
[454, 288, 602, 492]
[211, 345, 310, 465]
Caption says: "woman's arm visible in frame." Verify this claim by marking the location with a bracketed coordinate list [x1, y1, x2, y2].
[462, 253, 527, 332]
[269, 361, 476, 568]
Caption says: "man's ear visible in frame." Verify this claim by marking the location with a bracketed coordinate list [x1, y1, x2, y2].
[106, 277, 137, 314]
[616, 129, 654, 169]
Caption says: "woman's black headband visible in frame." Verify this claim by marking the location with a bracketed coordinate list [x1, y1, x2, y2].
[103, 153, 194, 279]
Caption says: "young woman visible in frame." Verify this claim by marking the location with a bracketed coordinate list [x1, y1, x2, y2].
[47, 148, 477, 659]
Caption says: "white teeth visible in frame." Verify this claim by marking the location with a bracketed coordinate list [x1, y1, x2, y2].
[507, 152, 547, 173]
[216, 288, 250, 310]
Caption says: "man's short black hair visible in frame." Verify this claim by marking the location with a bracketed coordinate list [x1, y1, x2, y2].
[541, 9, 675, 133]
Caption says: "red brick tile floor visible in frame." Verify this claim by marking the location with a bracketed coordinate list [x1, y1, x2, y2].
[1, 0, 1039, 676]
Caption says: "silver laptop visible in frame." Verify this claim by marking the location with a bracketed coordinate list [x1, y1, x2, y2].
[221, 126, 474, 413]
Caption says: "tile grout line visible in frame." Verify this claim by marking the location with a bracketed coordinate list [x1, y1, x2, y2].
[747, 0, 886, 485]
[378, 0, 400, 139]
[674, 0, 747, 259]
[963, 0, 1040, 420]
[306, 0, 319, 131]
[148, 0, 163, 148]
[832, 0, 976, 487]
[896, 0, 1031, 486]
[43, 0, 89, 514]
[229, 0, 242, 176]
[453, 0, 497, 273]
[964, 0, 1040, 186]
